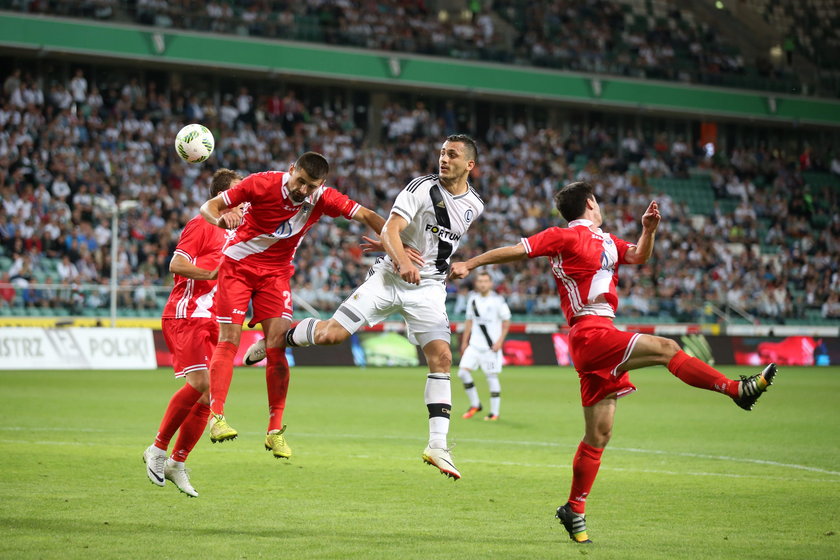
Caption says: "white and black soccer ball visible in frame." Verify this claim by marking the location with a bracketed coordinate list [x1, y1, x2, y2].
[174, 123, 214, 163]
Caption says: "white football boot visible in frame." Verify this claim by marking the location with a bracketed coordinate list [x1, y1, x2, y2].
[243, 338, 266, 366]
[143, 445, 166, 487]
[422, 445, 461, 480]
[164, 458, 198, 497]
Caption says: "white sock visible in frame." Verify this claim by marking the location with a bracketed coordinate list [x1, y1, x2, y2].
[290, 317, 319, 347]
[487, 373, 501, 416]
[457, 368, 481, 408]
[425, 373, 451, 448]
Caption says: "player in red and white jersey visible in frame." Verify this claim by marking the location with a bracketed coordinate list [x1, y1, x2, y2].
[450, 180, 778, 544]
[143, 168, 242, 498]
[199, 152, 385, 459]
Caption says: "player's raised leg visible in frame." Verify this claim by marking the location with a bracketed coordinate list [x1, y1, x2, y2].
[622, 334, 777, 410]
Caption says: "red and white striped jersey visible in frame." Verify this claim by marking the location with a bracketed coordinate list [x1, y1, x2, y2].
[221, 171, 360, 270]
[522, 219, 635, 325]
[162, 215, 228, 320]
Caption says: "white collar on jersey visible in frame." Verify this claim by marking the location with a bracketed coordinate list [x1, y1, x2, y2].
[568, 218, 603, 234]
[280, 172, 307, 207]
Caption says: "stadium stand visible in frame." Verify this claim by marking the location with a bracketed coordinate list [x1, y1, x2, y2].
[0, 62, 837, 325]
[0, 0, 821, 95]
[742, 0, 840, 71]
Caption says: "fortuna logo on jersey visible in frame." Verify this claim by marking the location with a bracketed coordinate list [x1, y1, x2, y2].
[425, 223, 461, 242]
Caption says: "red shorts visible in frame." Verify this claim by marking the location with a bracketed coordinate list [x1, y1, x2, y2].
[162, 317, 219, 378]
[569, 316, 640, 407]
[215, 258, 293, 327]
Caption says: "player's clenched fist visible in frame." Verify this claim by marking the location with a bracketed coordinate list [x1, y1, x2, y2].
[449, 262, 469, 280]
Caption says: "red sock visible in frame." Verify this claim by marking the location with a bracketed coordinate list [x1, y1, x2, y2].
[154, 383, 203, 451]
[568, 441, 604, 515]
[209, 341, 238, 415]
[668, 350, 739, 397]
[265, 347, 290, 432]
[171, 401, 211, 462]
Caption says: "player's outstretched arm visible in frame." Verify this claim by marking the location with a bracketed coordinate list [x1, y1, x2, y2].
[450, 243, 528, 279]
[352, 206, 386, 236]
[625, 200, 660, 265]
[169, 254, 218, 281]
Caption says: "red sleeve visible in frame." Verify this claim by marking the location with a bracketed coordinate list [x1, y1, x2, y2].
[612, 234, 635, 264]
[521, 227, 571, 258]
[221, 172, 269, 208]
[173, 216, 205, 261]
[318, 186, 361, 219]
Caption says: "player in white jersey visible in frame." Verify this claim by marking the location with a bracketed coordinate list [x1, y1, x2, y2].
[282, 135, 483, 479]
[458, 271, 511, 421]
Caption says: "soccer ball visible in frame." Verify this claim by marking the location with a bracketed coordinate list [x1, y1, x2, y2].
[175, 124, 214, 163]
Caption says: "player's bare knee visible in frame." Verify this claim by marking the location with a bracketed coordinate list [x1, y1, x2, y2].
[428, 351, 452, 373]
[218, 324, 241, 347]
[186, 373, 209, 394]
[660, 337, 681, 362]
[316, 320, 350, 345]
[584, 430, 611, 448]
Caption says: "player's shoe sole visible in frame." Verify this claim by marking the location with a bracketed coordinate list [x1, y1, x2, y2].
[733, 363, 777, 411]
[555, 503, 592, 544]
[209, 413, 238, 443]
[462, 406, 482, 419]
[265, 426, 292, 459]
[142, 445, 166, 487]
[422, 446, 461, 480]
[484, 414, 499, 421]
[243, 338, 266, 366]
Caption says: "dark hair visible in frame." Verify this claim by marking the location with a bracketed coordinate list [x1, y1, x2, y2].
[295, 151, 330, 180]
[446, 134, 478, 163]
[554, 181, 596, 222]
[475, 270, 492, 280]
[210, 168, 243, 197]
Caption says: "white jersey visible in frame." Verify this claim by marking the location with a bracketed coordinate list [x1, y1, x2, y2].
[465, 291, 511, 351]
[376, 174, 484, 284]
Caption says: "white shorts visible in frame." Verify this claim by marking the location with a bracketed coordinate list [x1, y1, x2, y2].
[333, 268, 450, 346]
[459, 345, 503, 374]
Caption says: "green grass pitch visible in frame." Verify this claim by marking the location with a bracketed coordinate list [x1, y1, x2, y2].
[1, 365, 839, 559]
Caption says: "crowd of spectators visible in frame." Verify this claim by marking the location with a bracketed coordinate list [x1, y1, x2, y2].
[4, 0, 804, 94]
[0, 67, 838, 324]
[497, 0, 749, 85]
